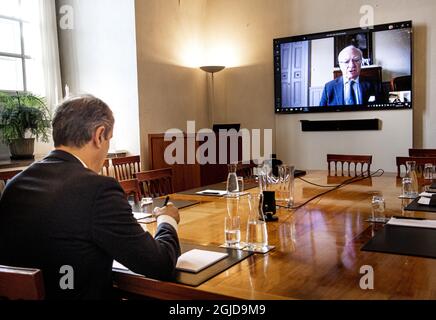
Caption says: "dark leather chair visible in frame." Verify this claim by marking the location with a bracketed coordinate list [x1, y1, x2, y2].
[391, 75, 411, 91]
[0, 265, 45, 300]
[327, 154, 372, 176]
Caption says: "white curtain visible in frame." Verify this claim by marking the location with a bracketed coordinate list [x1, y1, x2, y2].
[33, 0, 62, 155]
[38, 0, 63, 111]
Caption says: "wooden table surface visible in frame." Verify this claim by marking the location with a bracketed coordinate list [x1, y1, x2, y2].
[113, 171, 436, 300]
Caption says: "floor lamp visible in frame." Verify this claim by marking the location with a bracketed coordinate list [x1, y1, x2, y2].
[200, 66, 225, 127]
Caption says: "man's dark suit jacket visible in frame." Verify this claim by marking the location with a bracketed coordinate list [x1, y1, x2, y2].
[0, 150, 180, 299]
[319, 76, 382, 106]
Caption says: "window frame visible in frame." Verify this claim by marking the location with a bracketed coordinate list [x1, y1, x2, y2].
[0, 2, 31, 93]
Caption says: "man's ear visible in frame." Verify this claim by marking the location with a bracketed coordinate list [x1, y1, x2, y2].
[93, 126, 106, 148]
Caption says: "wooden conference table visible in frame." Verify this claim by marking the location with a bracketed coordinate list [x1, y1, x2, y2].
[113, 171, 436, 300]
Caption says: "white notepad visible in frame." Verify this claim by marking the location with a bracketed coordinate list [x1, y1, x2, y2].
[196, 189, 227, 196]
[132, 212, 153, 220]
[387, 217, 436, 229]
[176, 249, 228, 273]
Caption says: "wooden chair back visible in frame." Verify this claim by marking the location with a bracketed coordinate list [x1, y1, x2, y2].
[396, 156, 436, 178]
[408, 149, 436, 157]
[0, 169, 22, 184]
[327, 154, 372, 176]
[119, 179, 142, 203]
[112, 156, 141, 181]
[0, 170, 22, 193]
[99, 158, 111, 177]
[0, 265, 45, 300]
[135, 168, 173, 198]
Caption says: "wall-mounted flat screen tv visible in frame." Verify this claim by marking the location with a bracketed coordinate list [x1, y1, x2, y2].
[274, 21, 412, 114]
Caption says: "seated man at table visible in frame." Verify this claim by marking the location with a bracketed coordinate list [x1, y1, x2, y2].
[319, 45, 384, 106]
[0, 95, 181, 300]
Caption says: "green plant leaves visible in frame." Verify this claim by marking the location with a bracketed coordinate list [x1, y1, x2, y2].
[0, 92, 52, 144]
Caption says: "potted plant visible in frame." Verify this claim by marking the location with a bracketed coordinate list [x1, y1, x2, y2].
[0, 92, 51, 160]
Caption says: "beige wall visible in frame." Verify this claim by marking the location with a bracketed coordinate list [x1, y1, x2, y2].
[204, 0, 436, 170]
[135, 0, 209, 168]
[57, 0, 140, 156]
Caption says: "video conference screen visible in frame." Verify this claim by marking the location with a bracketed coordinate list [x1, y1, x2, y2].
[274, 21, 412, 114]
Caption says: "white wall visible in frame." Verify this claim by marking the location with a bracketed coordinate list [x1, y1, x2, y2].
[374, 29, 412, 81]
[57, 0, 140, 155]
[277, 110, 412, 171]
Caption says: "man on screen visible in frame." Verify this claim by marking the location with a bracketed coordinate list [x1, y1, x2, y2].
[319, 45, 381, 106]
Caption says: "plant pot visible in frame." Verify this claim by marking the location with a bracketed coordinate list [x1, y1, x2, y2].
[9, 138, 35, 160]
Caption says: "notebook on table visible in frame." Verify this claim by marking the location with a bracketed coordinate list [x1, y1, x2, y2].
[361, 217, 436, 259]
[176, 249, 228, 273]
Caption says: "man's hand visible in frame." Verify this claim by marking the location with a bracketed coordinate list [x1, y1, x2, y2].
[153, 202, 180, 224]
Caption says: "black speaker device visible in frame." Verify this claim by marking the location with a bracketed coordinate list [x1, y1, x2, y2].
[262, 191, 278, 222]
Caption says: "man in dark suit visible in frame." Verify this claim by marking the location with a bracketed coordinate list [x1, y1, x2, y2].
[0, 95, 181, 299]
[319, 45, 381, 106]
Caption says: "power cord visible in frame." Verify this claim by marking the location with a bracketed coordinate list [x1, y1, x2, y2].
[277, 169, 385, 210]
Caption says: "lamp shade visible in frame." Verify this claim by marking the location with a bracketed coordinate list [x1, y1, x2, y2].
[200, 66, 225, 74]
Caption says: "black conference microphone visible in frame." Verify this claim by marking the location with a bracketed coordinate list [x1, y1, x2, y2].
[262, 191, 278, 222]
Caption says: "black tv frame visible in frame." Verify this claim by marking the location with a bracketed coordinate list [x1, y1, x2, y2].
[273, 21, 413, 114]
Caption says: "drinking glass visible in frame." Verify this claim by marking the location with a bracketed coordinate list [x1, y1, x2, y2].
[424, 163, 434, 180]
[276, 164, 295, 208]
[224, 216, 241, 247]
[402, 177, 413, 198]
[245, 194, 269, 252]
[370, 195, 387, 223]
[237, 177, 244, 194]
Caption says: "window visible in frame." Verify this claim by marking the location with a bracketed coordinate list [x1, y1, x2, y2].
[0, 0, 42, 93]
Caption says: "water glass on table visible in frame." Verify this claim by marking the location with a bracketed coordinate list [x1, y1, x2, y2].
[401, 177, 414, 198]
[224, 216, 241, 247]
[424, 163, 434, 180]
[369, 195, 388, 223]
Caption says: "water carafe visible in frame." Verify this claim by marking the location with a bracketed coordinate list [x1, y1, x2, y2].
[245, 194, 268, 252]
[226, 163, 239, 197]
[405, 160, 419, 197]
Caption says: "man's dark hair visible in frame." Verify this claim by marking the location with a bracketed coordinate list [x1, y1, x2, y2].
[52, 95, 114, 148]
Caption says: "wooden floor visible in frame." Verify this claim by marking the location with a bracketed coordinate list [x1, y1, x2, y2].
[114, 171, 436, 300]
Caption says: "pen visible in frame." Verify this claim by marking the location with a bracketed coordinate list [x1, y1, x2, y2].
[202, 192, 220, 195]
[162, 196, 170, 207]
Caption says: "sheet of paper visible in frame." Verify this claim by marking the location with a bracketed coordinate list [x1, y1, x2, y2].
[132, 212, 153, 220]
[196, 189, 227, 196]
[419, 192, 434, 198]
[387, 217, 436, 229]
[418, 197, 431, 205]
[176, 249, 228, 273]
[112, 260, 129, 271]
